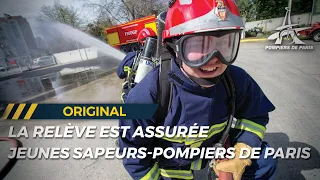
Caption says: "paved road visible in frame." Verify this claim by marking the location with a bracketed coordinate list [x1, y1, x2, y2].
[1, 41, 320, 180]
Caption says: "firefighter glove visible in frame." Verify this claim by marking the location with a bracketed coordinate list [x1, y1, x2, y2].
[213, 143, 252, 180]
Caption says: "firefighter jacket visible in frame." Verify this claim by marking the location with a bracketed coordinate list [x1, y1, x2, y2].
[117, 52, 136, 103]
[119, 58, 275, 180]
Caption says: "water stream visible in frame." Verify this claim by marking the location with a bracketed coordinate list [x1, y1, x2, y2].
[0, 20, 126, 103]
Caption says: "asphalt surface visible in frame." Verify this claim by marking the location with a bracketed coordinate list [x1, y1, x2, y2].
[1, 41, 320, 180]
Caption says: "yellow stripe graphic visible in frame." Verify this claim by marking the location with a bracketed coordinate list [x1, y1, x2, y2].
[1, 103, 15, 119]
[12, 104, 26, 120]
[24, 103, 38, 120]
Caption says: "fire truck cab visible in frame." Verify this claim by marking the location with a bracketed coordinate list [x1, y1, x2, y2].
[105, 15, 157, 53]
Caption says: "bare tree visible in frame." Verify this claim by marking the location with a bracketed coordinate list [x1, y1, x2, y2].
[82, 0, 125, 24]
[82, 0, 168, 25]
[38, 1, 82, 28]
[122, 0, 168, 20]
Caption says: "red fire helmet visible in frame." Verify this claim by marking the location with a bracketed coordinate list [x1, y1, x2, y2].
[163, 0, 245, 42]
[137, 28, 157, 44]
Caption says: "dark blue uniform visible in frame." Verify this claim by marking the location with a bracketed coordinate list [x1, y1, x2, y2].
[119, 59, 277, 180]
[117, 52, 136, 103]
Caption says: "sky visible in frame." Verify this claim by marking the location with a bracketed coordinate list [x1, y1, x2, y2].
[0, 0, 98, 23]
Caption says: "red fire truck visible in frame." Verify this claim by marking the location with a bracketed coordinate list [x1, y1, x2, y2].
[299, 22, 320, 42]
[105, 15, 157, 53]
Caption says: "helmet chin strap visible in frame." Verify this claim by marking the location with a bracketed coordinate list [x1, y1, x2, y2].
[181, 66, 223, 86]
[176, 56, 224, 86]
[189, 75, 222, 86]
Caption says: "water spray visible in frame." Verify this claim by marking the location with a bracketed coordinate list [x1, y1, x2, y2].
[29, 19, 126, 61]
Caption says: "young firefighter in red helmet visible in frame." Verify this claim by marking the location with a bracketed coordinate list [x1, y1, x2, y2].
[117, 28, 157, 103]
[119, 0, 278, 179]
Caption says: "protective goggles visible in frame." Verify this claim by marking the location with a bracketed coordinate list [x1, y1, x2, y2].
[167, 31, 241, 67]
